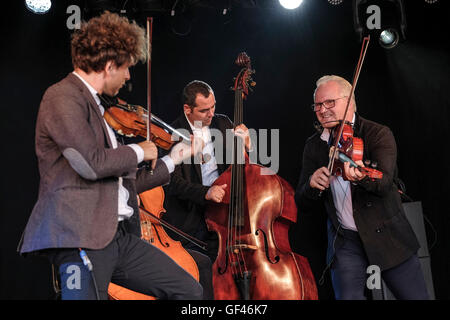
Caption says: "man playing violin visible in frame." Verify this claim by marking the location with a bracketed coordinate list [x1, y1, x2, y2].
[162, 80, 251, 270]
[295, 75, 429, 300]
[18, 11, 203, 300]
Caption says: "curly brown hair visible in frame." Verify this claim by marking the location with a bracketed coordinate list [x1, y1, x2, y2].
[71, 11, 147, 73]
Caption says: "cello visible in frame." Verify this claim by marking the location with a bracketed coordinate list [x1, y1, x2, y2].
[107, 188, 202, 300]
[204, 53, 318, 300]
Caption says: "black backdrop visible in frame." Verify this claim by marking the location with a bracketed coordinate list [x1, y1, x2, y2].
[0, 0, 449, 300]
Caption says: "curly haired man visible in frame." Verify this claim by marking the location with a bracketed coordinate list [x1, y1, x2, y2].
[18, 11, 203, 300]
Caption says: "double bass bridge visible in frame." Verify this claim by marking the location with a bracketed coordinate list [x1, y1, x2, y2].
[228, 243, 258, 254]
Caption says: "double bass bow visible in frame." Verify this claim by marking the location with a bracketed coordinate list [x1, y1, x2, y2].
[204, 52, 318, 300]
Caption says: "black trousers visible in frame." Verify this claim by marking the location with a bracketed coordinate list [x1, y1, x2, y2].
[185, 249, 214, 300]
[184, 219, 219, 263]
[47, 222, 203, 300]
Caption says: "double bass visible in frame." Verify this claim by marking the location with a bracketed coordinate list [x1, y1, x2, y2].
[204, 53, 318, 300]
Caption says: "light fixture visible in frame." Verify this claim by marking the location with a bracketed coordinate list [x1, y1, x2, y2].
[378, 28, 399, 49]
[279, 0, 304, 10]
[25, 0, 52, 14]
[353, 0, 407, 49]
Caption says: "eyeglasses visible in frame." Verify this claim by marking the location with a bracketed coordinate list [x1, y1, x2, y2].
[311, 96, 348, 112]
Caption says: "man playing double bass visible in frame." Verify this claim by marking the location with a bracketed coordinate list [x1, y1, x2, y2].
[17, 11, 203, 300]
[162, 80, 251, 265]
[295, 75, 429, 300]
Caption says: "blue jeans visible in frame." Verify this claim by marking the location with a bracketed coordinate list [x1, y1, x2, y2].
[329, 227, 429, 300]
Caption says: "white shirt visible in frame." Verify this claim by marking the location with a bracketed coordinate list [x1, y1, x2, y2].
[73, 72, 174, 221]
[184, 114, 219, 187]
[320, 115, 357, 231]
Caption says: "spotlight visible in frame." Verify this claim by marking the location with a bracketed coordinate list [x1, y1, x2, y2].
[279, 0, 304, 10]
[378, 28, 399, 49]
[353, 0, 406, 49]
[25, 0, 51, 14]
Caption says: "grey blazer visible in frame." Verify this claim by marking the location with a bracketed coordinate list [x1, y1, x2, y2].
[18, 73, 170, 254]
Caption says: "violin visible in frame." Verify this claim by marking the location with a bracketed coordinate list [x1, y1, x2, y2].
[329, 122, 383, 181]
[99, 94, 190, 150]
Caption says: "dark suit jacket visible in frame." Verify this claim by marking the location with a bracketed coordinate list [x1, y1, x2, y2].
[162, 113, 234, 245]
[295, 114, 420, 271]
[18, 73, 170, 254]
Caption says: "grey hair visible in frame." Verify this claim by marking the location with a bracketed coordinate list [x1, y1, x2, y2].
[314, 75, 357, 111]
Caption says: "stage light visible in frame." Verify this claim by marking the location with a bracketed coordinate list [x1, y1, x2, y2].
[378, 28, 399, 49]
[328, 0, 344, 5]
[25, 0, 51, 14]
[353, 0, 406, 49]
[279, 0, 304, 10]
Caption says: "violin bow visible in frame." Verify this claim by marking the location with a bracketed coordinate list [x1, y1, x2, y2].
[147, 17, 157, 173]
[139, 205, 208, 251]
[327, 35, 371, 175]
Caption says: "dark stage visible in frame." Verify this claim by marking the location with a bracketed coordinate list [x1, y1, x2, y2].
[0, 0, 449, 300]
